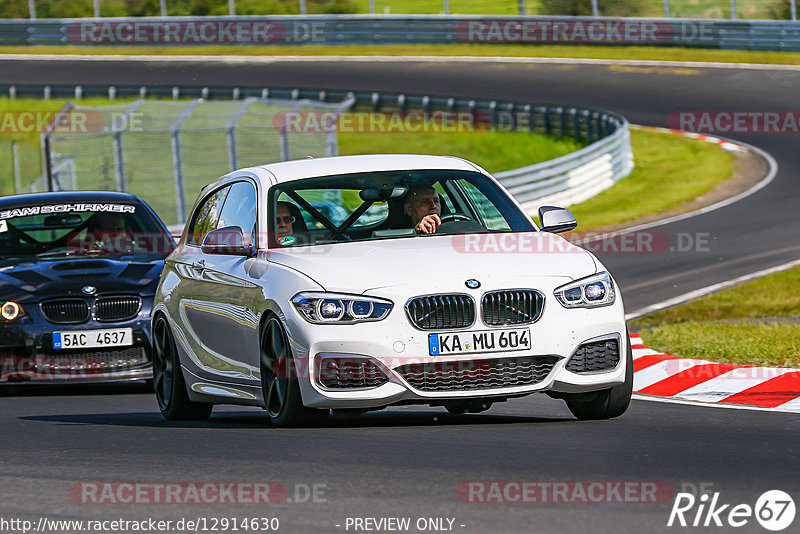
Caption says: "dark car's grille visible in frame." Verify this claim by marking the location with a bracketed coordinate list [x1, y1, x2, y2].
[95, 296, 142, 322]
[566, 338, 620, 374]
[395, 356, 559, 392]
[41, 299, 90, 324]
[317, 357, 389, 389]
[35, 346, 150, 376]
[482, 290, 544, 326]
[406, 294, 475, 330]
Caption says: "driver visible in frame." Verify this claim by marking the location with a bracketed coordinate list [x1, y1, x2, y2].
[404, 184, 441, 234]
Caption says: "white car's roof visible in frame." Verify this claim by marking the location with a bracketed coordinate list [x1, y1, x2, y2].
[254, 154, 482, 184]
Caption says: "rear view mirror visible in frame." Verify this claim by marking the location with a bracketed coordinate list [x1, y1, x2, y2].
[201, 226, 254, 256]
[538, 206, 577, 233]
[360, 186, 407, 201]
[44, 214, 83, 227]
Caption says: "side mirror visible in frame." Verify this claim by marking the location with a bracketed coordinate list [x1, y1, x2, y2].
[201, 226, 255, 256]
[538, 206, 577, 233]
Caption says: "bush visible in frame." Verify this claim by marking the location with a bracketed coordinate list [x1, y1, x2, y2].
[538, 0, 642, 17]
[767, 0, 794, 19]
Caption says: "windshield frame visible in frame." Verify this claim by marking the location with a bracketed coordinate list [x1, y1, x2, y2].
[267, 169, 536, 249]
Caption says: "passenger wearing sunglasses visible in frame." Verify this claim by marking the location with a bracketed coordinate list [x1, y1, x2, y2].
[276, 201, 296, 245]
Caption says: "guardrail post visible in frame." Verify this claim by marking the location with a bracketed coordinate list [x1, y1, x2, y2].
[730, 0, 737, 19]
[28, 0, 35, 19]
[571, 108, 580, 141]
[299, 0, 307, 15]
[229, 0, 235, 16]
[792, 0, 797, 21]
[591, 0, 599, 17]
[519, 0, 525, 15]
[557, 107, 566, 138]
[159, 0, 167, 16]
[93, 0, 100, 18]
[663, 0, 670, 18]
[169, 100, 199, 224]
[12, 142, 22, 193]
[489, 101, 498, 130]
[524, 104, 533, 133]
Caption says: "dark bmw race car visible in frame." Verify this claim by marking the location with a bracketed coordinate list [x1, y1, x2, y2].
[0, 191, 174, 384]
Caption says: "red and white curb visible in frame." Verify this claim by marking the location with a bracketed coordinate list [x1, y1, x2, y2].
[634, 125, 746, 152]
[629, 333, 800, 413]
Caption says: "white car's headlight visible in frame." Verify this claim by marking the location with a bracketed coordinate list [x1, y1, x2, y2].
[291, 292, 393, 324]
[554, 272, 616, 309]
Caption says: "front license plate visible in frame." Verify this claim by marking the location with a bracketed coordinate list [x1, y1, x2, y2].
[429, 327, 531, 356]
[53, 328, 133, 350]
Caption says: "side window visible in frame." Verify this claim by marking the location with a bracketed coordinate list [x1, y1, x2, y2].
[458, 179, 511, 231]
[217, 181, 257, 247]
[189, 186, 230, 245]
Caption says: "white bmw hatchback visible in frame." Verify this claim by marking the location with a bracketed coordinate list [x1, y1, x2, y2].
[152, 155, 632, 426]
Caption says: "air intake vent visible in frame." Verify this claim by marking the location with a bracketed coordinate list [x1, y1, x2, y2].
[395, 356, 558, 392]
[405, 294, 475, 330]
[41, 299, 90, 324]
[566, 338, 620, 373]
[95, 296, 142, 322]
[482, 290, 544, 326]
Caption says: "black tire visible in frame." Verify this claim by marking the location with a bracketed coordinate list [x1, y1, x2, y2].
[260, 316, 329, 428]
[565, 332, 633, 420]
[152, 315, 213, 421]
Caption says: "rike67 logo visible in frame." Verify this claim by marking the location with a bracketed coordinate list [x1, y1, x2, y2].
[668, 490, 795, 531]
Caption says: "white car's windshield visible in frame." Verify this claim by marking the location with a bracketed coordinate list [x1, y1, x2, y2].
[270, 170, 535, 247]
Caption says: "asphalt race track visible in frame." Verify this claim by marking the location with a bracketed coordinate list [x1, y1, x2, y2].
[1, 57, 799, 533]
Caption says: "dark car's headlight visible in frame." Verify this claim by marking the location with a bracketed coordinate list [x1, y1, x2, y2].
[1, 301, 26, 322]
[291, 293, 393, 324]
[554, 272, 616, 309]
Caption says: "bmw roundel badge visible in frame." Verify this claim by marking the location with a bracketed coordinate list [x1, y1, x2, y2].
[465, 279, 481, 289]
[82, 286, 97, 295]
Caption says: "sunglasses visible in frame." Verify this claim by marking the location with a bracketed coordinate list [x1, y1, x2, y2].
[277, 216, 296, 224]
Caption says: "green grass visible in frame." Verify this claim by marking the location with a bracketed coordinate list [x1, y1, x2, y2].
[632, 266, 800, 327]
[630, 265, 800, 367]
[2, 44, 800, 65]
[338, 129, 584, 174]
[568, 126, 735, 230]
[638, 322, 800, 368]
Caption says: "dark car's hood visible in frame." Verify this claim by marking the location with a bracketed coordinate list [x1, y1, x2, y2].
[0, 256, 164, 303]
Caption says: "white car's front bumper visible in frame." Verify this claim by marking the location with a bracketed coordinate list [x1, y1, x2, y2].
[289, 278, 628, 409]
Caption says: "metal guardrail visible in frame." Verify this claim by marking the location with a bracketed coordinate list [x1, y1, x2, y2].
[0, 15, 799, 51]
[1, 83, 634, 215]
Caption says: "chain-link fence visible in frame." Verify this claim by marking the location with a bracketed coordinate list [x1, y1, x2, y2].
[13, 0, 798, 20]
[40, 97, 352, 225]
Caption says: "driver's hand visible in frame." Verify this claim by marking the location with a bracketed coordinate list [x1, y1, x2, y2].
[415, 214, 441, 234]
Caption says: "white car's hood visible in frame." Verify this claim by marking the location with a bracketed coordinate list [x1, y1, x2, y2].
[267, 232, 597, 294]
